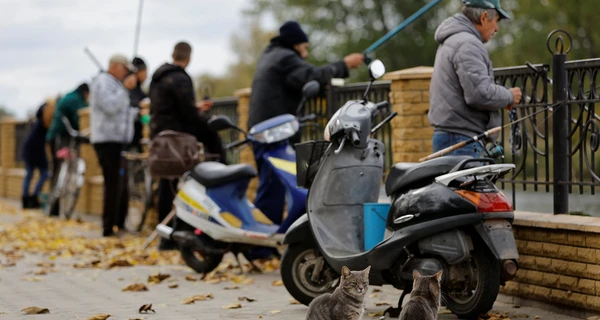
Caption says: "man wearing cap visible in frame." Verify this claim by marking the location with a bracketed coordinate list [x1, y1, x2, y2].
[129, 57, 149, 152]
[90, 54, 138, 237]
[428, 0, 522, 157]
[247, 21, 364, 240]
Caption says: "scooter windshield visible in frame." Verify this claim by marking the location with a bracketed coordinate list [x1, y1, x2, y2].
[307, 139, 385, 258]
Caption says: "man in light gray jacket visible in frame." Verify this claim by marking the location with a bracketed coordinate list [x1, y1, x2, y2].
[428, 0, 522, 157]
[90, 54, 138, 237]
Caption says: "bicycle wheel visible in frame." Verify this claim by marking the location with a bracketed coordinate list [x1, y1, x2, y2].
[125, 160, 153, 232]
[59, 158, 81, 220]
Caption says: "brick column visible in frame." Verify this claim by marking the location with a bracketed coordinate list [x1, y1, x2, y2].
[234, 88, 258, 201]
[0, 119, 17, 197]
[383, 66, 434, 163]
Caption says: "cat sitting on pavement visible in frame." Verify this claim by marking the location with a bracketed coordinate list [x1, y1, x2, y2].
[399, 269, 443, 320]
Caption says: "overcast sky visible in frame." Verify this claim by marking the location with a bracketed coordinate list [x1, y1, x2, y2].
[0, 0, 275, 119]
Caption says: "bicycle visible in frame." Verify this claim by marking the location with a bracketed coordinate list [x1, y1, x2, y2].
[45, 116, 89, 220]
[122, 139, 156, 233]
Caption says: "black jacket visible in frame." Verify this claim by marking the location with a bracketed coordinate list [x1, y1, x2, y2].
[248, 38, 349, 129]
[129, 84, 147, 147]
[149, 63, 207, 138]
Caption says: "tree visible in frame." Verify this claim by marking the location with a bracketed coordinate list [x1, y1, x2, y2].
[0, 105, 14, 118]
[194, 18, 276, 98]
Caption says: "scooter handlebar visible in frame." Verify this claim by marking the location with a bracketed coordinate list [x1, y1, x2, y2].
[298, 114, 317, 123]
[350, 130, 361, 146]
[374, 101, 389, 110]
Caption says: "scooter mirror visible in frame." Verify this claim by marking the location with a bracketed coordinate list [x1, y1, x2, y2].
[208, 115, 237, 132]
[302, 80, 321, 99]
[368, 59, 386, 80]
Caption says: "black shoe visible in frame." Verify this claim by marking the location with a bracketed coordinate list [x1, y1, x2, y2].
[29, 196, 41, 209]
[21, 195, 31, 209]
[158, 239, 178, 251]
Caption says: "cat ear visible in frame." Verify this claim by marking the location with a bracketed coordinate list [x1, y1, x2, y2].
[435, 270, 443, 282]
[341, 266, 351, 277]
[412, 269, 421, 279]
[363, 265, 371, 275]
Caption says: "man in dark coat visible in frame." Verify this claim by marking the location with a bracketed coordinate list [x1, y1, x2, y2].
[247, 21, 364, 230]
[149, 41, 226, 250]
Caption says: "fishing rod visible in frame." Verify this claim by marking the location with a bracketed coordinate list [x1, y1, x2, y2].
[419, 99, 567, 162]
[363, 0, 442, 63]
[84, 47, 105, 72]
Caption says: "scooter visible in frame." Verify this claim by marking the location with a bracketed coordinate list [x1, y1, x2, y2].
[155, 81, 321, 274]
[280, 60, 520, 320]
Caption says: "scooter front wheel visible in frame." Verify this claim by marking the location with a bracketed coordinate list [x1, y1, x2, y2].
[281, 243, 339, 306]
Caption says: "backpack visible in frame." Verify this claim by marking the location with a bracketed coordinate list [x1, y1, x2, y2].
[148, 130, 201, 178]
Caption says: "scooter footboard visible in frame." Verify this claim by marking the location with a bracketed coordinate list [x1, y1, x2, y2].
[474, 219, 519, 261]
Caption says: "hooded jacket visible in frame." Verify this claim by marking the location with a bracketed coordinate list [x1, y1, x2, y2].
[148, 63, 207, 138]
[428, 13, 514, 139]
[248, 38, 349, 129]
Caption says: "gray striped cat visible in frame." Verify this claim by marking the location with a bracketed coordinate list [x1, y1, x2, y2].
[306, 265, 371, 320]
[399, 269, 443, 320]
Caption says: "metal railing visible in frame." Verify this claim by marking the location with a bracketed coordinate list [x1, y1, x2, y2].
[211, 97, 240, 164]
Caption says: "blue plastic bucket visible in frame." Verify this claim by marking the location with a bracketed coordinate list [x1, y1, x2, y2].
[363, 203, 391, 251]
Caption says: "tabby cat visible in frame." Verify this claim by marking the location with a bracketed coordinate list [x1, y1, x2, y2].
[306, 265, 371, 320]
[399, 269, 443, 320]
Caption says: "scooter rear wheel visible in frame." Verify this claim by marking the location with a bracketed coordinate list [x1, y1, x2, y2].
[180, 245, 223, 275]
[445, 243, 501, 319]
[281, 242, 338, 306]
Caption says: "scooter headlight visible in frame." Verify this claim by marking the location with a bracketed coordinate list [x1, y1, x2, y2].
[252, 120, 299, 144]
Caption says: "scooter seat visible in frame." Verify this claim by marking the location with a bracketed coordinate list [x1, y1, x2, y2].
[190, 162, 257, 187]
[385, 156, 472, 195]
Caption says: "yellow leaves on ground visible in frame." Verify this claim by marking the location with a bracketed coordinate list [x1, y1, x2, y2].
[122, 283, 149, 292]
[88, 314, 111, 320]
[138, 304, 155, 313]
[0, 213, 184, 268]
[222, 303, 242, 310]
[271, 280, 283, 286]
[147, 273, 170, 285]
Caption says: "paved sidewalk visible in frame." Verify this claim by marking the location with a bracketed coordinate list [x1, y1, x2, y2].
[0, 201, 586, 320]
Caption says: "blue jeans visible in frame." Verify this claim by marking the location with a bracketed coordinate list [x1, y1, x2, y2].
[432, 130, 482, 158]
[23, 164, 49, 197]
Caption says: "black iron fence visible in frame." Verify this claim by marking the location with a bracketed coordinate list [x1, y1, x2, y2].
[14, 121, 33, 167]
[211, 97, 240, 164]
[494, 30, 600, 214]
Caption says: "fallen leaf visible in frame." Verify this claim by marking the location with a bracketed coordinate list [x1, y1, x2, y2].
[242, 278, 255, 285]
[118, 277, 125, 281]
[33, 269, 48, 275]
[224, 286, 239, 290]
[148, 273, 170, 284]
[185, 275, 198, 281]
[289, 299, 301, 305]
[108, 260, 132, 269]
[271, 280, 283, 286]
[88, 314, 111, 320]
[36, 262, 55, 268]
[1, 262, 16, 267]
[168, 283, 179, 289]
[138, 304, 155, 313]
[375, 302, 391, 306]
[368, 311, 383, 317]
[22, 306, 50, 314]
[232, 275, 246, 284]
[372, 288, 382, 293]
[535, 317, 541, 319]
[21, 277, 44, 282]
[129, 319, 144, 320]
[182, 293, 214, 304]
[268, 310, 281, 315]
[222, 303, 242, 310]
[122, 283, 148, 292]
[369, 293, 378, 298]
[238, 296, 256, 302]
[205, 278, 221, 284]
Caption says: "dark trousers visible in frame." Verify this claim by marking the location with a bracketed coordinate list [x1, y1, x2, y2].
[93, 143, 128, 236]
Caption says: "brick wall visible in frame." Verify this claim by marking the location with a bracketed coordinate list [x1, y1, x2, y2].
[383, 66, 434, 163]
[501, 212, 600, 312]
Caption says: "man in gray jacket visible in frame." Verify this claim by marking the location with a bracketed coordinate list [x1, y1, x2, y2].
[90, 54, 138, 237]
[428, 0, 522, 157]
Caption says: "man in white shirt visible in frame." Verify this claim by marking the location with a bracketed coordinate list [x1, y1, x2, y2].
[90, 54, 137, 237]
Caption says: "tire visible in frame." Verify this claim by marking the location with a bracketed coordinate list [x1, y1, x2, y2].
[179, 240, 224, 275]
[280, 242, 339, 306]
[59, 160, 80, 220]
[445, 243, 501, 320]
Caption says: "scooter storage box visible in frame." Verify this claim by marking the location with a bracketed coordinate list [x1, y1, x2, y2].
[364, 203, 391, 251]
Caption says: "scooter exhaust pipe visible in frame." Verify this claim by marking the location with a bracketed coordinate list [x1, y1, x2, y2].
[502, 260, 518, 281]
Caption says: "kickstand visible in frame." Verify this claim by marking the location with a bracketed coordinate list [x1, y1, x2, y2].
[380, 289, 409, 320]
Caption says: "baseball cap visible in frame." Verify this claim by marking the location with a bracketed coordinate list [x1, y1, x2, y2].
[109, 54, 137, 72]
[462, 0, 511, 20]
